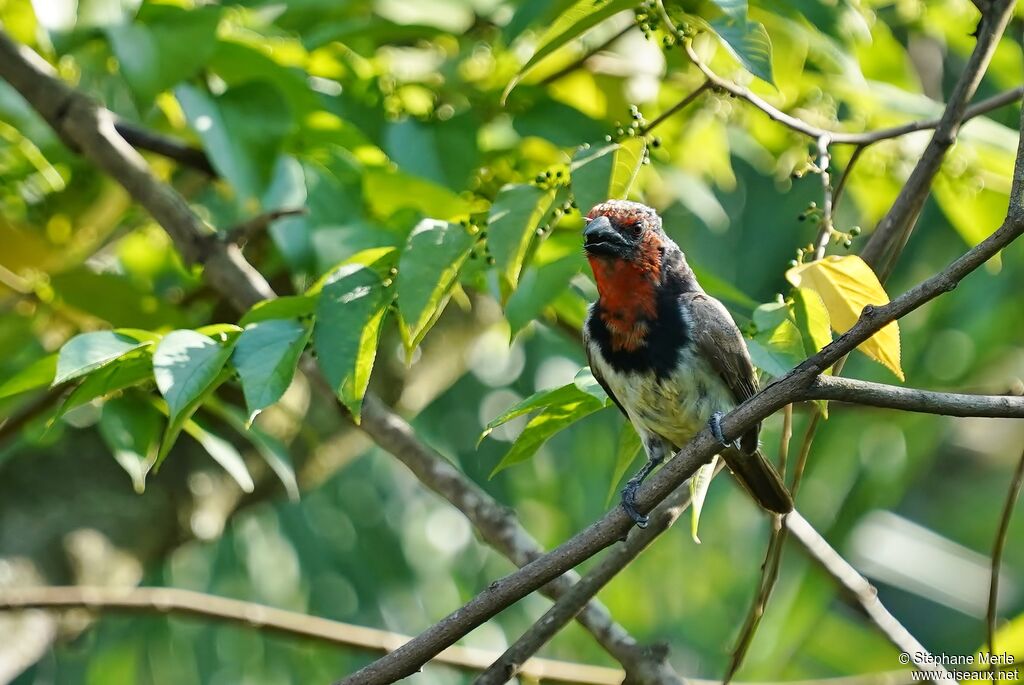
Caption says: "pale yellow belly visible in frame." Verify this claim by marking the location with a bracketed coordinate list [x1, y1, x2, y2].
[591, 347, 735, 448]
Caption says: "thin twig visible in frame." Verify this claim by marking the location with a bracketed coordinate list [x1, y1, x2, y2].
[987, 445, 1024, 668]
[812, 135, 835, 260]
[539, 25, 633, 86]
[640, 79, 711, 135]
[113, 119, 216, 175]
[831, 144, 865, 218]
[0, 586, 623, 685]
[225, 207, 308, 246]
[787, 511, 953, 680]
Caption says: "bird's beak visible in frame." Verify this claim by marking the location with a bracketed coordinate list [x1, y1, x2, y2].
[583, 215, 628, 256]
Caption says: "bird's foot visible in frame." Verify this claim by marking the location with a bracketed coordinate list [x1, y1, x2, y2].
[709, 411, 736, 449]
[620, 479, 650, 529]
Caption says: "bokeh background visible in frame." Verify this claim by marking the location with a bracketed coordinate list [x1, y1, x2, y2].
[1, 0, 1023, 683]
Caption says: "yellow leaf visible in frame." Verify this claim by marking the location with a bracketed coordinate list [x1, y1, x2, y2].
[785, 255, 904, 381]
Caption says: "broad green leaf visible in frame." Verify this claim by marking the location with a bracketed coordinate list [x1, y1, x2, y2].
[205, 400, 299, 502]
[752, 300, 789, 332]
[56, 352, 154, 420]
[710, 19, 775, 86]
[571, 139, 646, 215]
[505, 255, 582, 335]
[746, 318, 805, 377]
[396, 219, 475, 351]
[786, 256, 903, 381]
[98, 395, 162, 494]
[182, 415, 255, 493]
[690, 456, 719, 543]
[233, 319, 311, 424]
[606, 421, 641, 505]
[54, 331, 152, 385]
[790, 287, 832, 358]
[153, 330, 235, 462]
[480, 382, 592, 442]
[574, 366, 609, 402]
[490, 396, 605, 476]
[105, 5, 221, 106]
[710, 0, 746, 20]
[195, 324, 243, 341]
[0, 354, 56, 399]
[503, 0, 637, 100]
[239, 295, 316, 326]
[364, 168, 483, 221]
[176, 81, 292, 203]
[487, 184, 556, 288]
[314, 264, 392, 420]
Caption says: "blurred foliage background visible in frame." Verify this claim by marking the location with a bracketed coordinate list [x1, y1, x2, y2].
[1, 0, 1023, 683]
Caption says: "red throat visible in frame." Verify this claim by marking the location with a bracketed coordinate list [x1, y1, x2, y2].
[588, 239, 661, 352]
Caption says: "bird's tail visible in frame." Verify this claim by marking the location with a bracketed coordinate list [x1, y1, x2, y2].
[721, 447, 793, 514]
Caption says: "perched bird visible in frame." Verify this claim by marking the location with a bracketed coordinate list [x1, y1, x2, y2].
[582, 200, 793, 527]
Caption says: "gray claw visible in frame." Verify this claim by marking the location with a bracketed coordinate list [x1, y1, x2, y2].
[620, 482, 650, 528]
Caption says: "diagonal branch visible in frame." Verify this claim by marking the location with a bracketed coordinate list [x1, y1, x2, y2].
[0, 30, 678, 684]
[987, 445, 1024, 665]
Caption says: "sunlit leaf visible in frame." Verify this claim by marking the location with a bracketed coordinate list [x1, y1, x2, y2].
[56, 352, 154, 420]
[153, 330, 235, 463]
[233, 319, 312, 424]
[746, 317, 804, 377]
[396, 219, 475, 352]
[790, 287, 832, 358]
[314, 264, 393, 421]
[182, 414, 255, 493]
[0, 354, 56, 399]
[239, 295, 316, 326]
[690, 456, 719, 544]
[710, 18, 775, 86]
[54, 331, 152, 386]
[571, 139, 646, 215]
[786, 255, 903, 380]
[487, 184, 556, 289]
[480, 382, 589, 442]
[503, 0, 637, 101]
[490, 396, 605, 477]
[505, 254, 582, 335]
[710, 0, 746, 20]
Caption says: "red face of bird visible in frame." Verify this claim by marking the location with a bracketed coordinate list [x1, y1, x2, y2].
[583, 200, 667, 301]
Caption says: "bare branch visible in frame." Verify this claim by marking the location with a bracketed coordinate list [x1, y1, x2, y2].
[0, 586, 623, 685]
[812, 135, 835, 260]
[113, 119, 215, 175]
[802, 376, 1024, 418]
[987, 445, 1024, 666]
[831, 145, 865, 220]
[539, 25, 633, 86]
[786, 512, 953, 679]
[224, 207, 308, 246]
[0, 30, 678, 683]
[640, 80, 711, 135]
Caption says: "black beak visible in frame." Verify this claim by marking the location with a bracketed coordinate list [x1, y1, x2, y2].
[583, 215, 628, 256]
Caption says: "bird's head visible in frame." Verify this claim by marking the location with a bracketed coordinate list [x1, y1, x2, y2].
[583, 200, 670, 307]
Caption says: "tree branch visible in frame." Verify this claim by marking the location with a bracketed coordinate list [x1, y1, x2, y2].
[801, 376, 1024, 418]
[640, 80, 711, 135]
[0, 586, 623, 685]
[0, 30, 679, 684]
[786, 512, 952, 679]
[987, 445, 1024, 666]
[113, 119, 216, 175]
[539, 24, 633, 86]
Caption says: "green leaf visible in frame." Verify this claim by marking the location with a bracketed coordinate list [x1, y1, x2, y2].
[490, 396, 605, 477]
[0, 354, 56, 399]
[606, 422, 641, 505]
[746, 318, 804, 377]
[56, 352, 154, 420]
[233, 319, 312, 424]
[364, 168, 483, 221]
[153, 330, 235, 463]
[570, 139, 646, 215]
[480, 382, 591, 442]
[98, 394, 162, 494]
[313, 264, 392, 421]
[239, 295, 316, 326]
[503, 0, 637, 100]
[710, 0, 747, 20]
[54, 331, 152, 386]
[105, 5, 221, 107]
[790, 287, 832, 358]
[689, 457, 719, 544]
[396, 219, 475, 351]
[505, 255, 582, 335]
[182, 415, 255, 493]
[487, 184, 556, 288]
[574, 366, 609, 402]
[205, 400, 299, 502]
[176, 81, 292, 203]
[710, 19, 775, 86]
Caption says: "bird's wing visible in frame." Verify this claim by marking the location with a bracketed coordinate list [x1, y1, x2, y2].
[583, 321, 628, 418]
[681, 292, 760, 450]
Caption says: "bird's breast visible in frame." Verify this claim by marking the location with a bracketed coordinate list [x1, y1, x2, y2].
[588, 340, 735, 447]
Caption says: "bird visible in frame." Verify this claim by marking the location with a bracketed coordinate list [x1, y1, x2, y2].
[581, 199, 793, 527]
